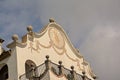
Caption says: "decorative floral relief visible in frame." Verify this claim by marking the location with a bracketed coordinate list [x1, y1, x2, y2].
[28, 41, 40, 52]
[28, 40, 52, 53]
[49, 27, 65, 49]
[65, 51, 83, 71]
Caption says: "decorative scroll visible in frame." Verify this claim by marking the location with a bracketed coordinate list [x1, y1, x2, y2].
[52, 46, 66, 55]
[28, 41, 39, 52]
[65, 52, 83, 71]
[28, 40, 52, 53]
[48, 27, 65, 49]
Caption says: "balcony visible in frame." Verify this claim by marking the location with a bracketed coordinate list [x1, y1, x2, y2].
[19, 55, 91, 80]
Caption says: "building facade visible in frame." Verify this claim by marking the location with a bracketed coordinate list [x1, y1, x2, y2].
[0, 19, 96, 80]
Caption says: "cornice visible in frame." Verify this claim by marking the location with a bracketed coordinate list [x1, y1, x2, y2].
[0, 50, 11, 61]
[7, 41, 27, 48]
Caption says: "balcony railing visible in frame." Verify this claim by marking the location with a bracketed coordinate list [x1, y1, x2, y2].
[19, 55, 91, 80]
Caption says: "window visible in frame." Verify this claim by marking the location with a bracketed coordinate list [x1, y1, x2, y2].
[25, 60, 36, 79]
[0, 64, 8, 80]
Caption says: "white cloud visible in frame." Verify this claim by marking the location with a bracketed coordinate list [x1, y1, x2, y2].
[80, 24, 120, 80]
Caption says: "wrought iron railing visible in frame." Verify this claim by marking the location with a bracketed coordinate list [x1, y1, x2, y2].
[19, 55, 91, 80]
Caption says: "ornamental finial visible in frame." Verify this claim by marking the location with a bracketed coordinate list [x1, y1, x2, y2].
[27, 25, 33, 32]
[12, 34, 19, 41]
[71, 66, 74, 70]
[49, 18, 55, 23]
[58, 61, 62, 65]
[46, 55, 49, 60]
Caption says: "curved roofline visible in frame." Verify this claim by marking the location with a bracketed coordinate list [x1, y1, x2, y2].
[7, 22, 83, 59]
[34, 22, 83, 59]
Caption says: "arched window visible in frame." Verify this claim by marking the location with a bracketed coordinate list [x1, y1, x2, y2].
[0, 64, 8, 80]
[25, 60, 36, 79]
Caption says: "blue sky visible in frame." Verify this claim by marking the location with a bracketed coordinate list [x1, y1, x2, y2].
[0, 0, 120, 80]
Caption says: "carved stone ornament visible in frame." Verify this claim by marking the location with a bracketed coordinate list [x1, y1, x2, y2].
[49, 18, 55, 23]
[49, 27, 65, 49]
[27, 25, 33, 33]
[12, 34, 19, 41]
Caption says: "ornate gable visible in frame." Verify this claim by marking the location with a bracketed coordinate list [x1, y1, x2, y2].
[6, 18, 96, 80]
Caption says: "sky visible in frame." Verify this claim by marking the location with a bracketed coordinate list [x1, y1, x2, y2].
[0, 0, 120, 80]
